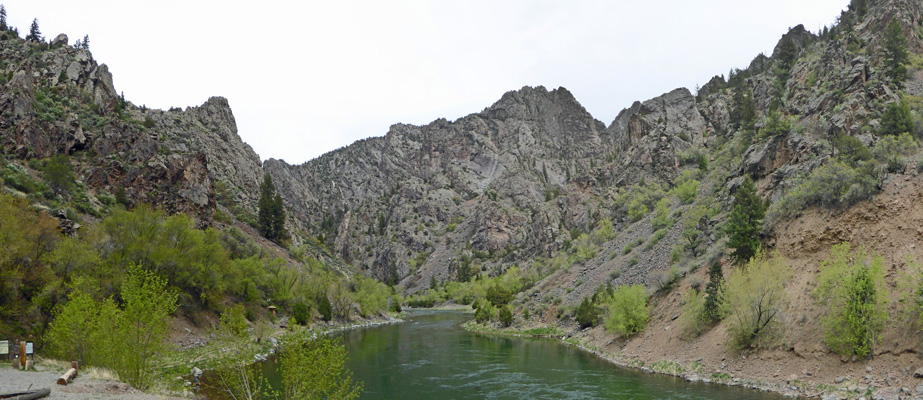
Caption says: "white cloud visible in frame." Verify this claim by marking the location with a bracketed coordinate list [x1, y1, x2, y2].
[4, 0, 846, 164]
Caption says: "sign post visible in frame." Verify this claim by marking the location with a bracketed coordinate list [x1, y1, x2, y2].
[19, 341, 26, 369]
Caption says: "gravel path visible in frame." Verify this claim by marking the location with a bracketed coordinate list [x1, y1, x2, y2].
[0, 365, 187, 400]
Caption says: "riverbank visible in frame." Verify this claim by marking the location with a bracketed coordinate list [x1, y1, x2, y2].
[0, 358, 186, 400]
[464, 315, 915, 400]
[463, 320, 820, 399]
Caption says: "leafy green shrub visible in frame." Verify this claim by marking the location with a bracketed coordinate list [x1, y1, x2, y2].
[815, 243, 888, 358]
[573, 233, 599, 261]
[645, 229, 669, 250]
[757, 110, 791, 139]
[40, 155, 75, 197]
[651, 198, 672, 230]
[293, 302, 311, 326]
[406, 297, 435, 308]
[872, 132, 919, 172]
[576, 297, 600, 328]
[726, 251, 790, 350]
[766, 161, 877, 227]
[317, 294, 333, 321]
[389, 296, 402, 313]
[627, 198, 648, 222]
[498, 305, 513, 327]
[679, 289, 708, 338]
[279, 330, 362, 400]
[671, 170, 700, 205]
[475, 304, 491, 323]
[0, 163, 47, 194]
[834, 135, 872, 167]
[605, 284, 649, 337]
[219, 304, 249, 337]
[486, 284, 513, 307]
[44, 290, 117, 366]
[880, 101, 914, 136]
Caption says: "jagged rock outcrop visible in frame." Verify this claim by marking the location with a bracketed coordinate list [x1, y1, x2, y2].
[0, 37, 263, 225]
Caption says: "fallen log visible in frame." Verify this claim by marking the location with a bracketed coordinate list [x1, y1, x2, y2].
[0, 388, 51, 399]
[56, 368, 77, 385]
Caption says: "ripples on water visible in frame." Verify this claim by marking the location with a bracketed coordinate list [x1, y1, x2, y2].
[341, 310, 785, 400]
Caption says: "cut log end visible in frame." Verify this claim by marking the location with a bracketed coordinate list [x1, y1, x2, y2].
[57, 368, 77, 385]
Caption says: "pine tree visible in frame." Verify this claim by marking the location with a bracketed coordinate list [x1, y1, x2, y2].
[726, 176, 766, 264]
[850, 0, 867, 19]
[883, 20, 909, 89]
[257, 173, 288, 242]
[0, 5, 7, 32]
[729, 86, 756, 132]
[703, 262, 725, 323]
[26, 18, 42, 42]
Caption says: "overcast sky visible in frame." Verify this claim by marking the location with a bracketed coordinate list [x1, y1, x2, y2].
[5, 1, 847, 164]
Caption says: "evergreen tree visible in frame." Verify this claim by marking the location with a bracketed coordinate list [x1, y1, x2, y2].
[883, 20, 909, 89]
[703, 262, 725, 323]
[879, 100, 914, 136]
[26, 18, 42, 42]
[75, 34, 89, 51]
[775, 37, 798, 78]
[729, 86, 756, 132]
[0, 5, 7, 32]
[850, 0, 867, 19]
[726, 176, 766, 264]
[576, 297, 600, 328]
[257, 173, 287, 242]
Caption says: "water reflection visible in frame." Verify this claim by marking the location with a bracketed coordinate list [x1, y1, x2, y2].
[341, 311, 783, 400]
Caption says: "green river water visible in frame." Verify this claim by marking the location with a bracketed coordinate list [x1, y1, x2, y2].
[208, 310, 786, 399]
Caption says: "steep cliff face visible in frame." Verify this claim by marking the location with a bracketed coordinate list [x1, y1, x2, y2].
[3, 0, 922, 303]
[265, 86, 623, 284]
[0, 34, 265, 225]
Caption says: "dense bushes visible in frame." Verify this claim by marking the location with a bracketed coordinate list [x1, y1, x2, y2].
[279, 330, 363, 400]
[576, 297, 600, 328]
[605, 285, 649, 337]
[293, 302, 311, 326]
[815, 243, 888, 358]
[725, 252, 790, 350]
[768, 133, 919, 226]
[45, 265, 178, 390]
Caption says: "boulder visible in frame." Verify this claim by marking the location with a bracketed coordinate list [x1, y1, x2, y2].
[51, 33, 68, 47]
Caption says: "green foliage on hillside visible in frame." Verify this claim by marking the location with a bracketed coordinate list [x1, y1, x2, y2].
[258, 173, 288, 243]
[279, 330, 363, 400]
[726, 176, 766, 265]
[768, 133, 920, 226]
[45, 265, 177, 391]
[725, 251, 790, 350]
[576, 297, 600, 328]
[0, 190, 394, 344]
[883, 20, 909, 89]
[815, 243, 888, 358]
[879, 100, 914, 136]
[605, 284, 649, 337]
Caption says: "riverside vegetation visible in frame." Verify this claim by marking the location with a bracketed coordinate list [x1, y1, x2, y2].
[6, 0, 923, 398]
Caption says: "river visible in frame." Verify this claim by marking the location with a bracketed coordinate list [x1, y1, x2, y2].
[207, 310, 786, 399]
[342, 310, 781, 399]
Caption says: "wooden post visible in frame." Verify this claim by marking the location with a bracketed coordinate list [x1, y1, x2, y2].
[19, 341, 26, 369]
[72, 360, 79, 372]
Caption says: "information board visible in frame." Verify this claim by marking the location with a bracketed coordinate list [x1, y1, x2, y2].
[0, 340, 7, 355]
[25, 342, 33, 355]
